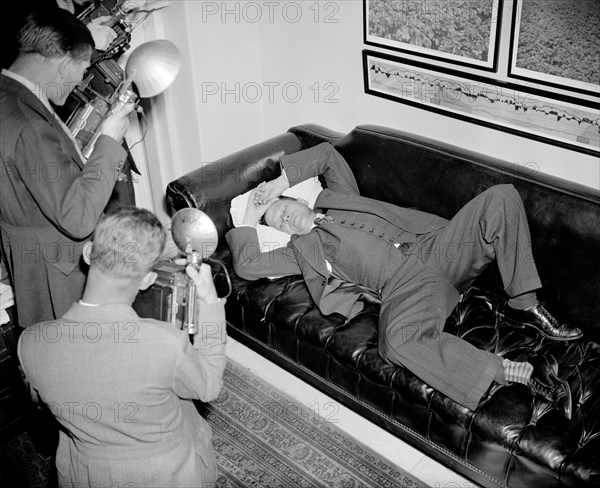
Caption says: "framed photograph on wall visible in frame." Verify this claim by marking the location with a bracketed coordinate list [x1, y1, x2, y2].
[364, 0, 503, 71]
[363, 50, 600, 156]
[508, 0, 600, 98]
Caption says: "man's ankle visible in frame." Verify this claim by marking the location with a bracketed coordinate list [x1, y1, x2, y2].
[507, 292, 537, 310]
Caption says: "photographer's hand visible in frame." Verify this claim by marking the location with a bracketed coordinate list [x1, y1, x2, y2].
[87, 16, 118, 51]
[186, 263, 219, 304]
[100, 103, 136, 143]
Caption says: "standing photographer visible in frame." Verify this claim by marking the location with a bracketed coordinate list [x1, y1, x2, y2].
[0, 8, 134, 329]
[0, 1, 119, 69]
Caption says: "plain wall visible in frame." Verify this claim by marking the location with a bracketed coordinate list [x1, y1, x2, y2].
[147, 0, 599, 214]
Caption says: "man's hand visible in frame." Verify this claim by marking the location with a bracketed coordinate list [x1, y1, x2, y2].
[87, 16, 118, 51]
[186, 263, 219, 304]
[243, 188, 275, 227]
[253, 175, 289, 206]
[100, 103, 136, 142]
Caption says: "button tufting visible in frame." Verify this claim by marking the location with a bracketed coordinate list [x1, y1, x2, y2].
[230, 255, 596, 488]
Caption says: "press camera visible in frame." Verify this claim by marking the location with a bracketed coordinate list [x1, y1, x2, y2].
[132, 209, 230, 334]
[60, 1, 137, 156]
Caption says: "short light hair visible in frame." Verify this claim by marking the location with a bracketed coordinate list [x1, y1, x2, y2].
[17, 8, 94, 62]
[90, 208, 166, 281]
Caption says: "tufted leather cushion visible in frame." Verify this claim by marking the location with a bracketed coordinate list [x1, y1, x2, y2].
[167, 124, 600, 488]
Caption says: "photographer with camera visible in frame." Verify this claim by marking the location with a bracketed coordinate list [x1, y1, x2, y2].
[1, 1, 117, 70]
[18, 207, 227, 487]
[0, 8, 135, 330]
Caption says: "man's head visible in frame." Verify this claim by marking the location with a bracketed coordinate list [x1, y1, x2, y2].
[16, 9, 94, 105]
[88, 208, 166, 287]
[262, 196, 317, 235]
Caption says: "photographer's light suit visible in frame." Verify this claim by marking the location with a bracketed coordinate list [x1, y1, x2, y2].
[227, 143, 541, 409]
[18, 300, 226, 487]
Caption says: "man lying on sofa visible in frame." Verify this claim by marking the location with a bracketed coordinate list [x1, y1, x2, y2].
[226, 142, 580, 419]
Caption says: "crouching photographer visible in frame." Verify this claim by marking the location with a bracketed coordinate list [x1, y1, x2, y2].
[18, 207, 227, 488]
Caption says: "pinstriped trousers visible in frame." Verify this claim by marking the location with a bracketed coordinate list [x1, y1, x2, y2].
[379, 184, 542, 409]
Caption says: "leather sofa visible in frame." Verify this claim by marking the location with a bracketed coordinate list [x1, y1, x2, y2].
[165, 124, 600, 488]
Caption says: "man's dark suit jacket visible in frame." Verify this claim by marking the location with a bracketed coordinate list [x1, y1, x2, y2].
[226, 142, 450, 318]
[0, 73, 126, 327]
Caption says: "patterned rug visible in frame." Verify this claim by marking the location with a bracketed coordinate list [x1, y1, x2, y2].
[0, 360, 424, 488]
[204, 359, 424, 488]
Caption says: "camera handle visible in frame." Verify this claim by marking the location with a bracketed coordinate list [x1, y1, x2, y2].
[81, 74, 138, 159]
[183, 248, 203, 335]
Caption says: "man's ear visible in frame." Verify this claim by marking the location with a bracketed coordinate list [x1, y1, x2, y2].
[82, 241, 93, 265]
[139, 271, 158, 291]
[56, 56, 71, 79]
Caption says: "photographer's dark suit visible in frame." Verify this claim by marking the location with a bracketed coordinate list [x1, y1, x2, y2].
[227, 143, 542, 408]
[0, 74, 127, 328]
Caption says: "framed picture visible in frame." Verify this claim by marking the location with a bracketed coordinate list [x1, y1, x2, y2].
[363, 50, 600, 156]
[364, 0, 503, 71]
[508, 0, 600, 98]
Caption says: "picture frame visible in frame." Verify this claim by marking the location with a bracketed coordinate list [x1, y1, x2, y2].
[364, 0, 503, 71]
[363, 50, 600, 156]
[508, 0, 600, 99]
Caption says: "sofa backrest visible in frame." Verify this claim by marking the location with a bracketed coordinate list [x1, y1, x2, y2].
[296, 124, 600, 340]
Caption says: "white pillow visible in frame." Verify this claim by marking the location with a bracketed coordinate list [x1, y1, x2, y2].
[230, 176, 323, 251]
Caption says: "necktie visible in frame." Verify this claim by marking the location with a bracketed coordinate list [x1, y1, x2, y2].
[312, 214, 336, 276]
[314, 214, 335, 225]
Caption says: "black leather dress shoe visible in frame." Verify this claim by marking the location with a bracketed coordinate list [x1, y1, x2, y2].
[500, 302, 582, 341]
[528, 355, 572, 420]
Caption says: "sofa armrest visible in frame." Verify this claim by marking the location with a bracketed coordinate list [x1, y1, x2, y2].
[166, 132, 302, 243]
[166, 124, 346, 244]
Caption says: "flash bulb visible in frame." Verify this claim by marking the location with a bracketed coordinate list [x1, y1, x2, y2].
[171, 208, 218, 260]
